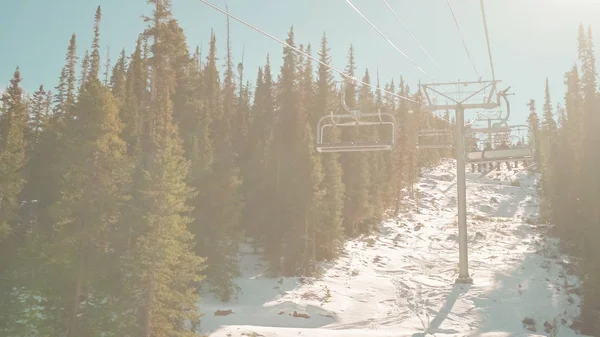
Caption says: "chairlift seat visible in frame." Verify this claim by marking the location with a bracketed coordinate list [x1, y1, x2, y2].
[316, 141, 394, 153]
[468, 126, 511, 134]
[315, 111, 396, 153]
[416, 129, 454, 149]
[466, 146, 533, 163]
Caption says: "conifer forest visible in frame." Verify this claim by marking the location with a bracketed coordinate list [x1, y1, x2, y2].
[1, 1, 600, 336]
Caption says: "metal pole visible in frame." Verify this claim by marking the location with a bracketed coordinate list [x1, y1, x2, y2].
[455, 104, 473, 284]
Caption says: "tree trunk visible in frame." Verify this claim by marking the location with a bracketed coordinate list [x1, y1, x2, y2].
[141, 277, 154, 337]
[67, 249, 84, 337]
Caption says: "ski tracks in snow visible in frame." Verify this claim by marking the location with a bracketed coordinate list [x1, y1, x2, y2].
[205, 160, 586, 337]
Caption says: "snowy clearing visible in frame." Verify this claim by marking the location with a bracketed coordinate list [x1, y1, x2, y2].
[199, 159, 587, 337]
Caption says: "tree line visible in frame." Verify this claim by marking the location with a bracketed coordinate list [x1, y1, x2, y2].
[0, 1, 445, 335]
[532, 23, 600, 336]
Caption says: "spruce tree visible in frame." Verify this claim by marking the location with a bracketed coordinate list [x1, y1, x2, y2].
[274, 26, 310, 275]
[64, 34, 78, 111]
[339, 45, 372, 236]
[557, 65, 584, 240]
[359, 69, 385, 225]
[375, 76, 395, 210]
[406, 85, 423, 196]
[576, 24, 600, 335]
[0, 68, 30, 336]
[243, 57, 277, 253]
[121, 37, 147, 157]
[314, 33, 345, 260]
[191, 30, 242, 301]
[526, 99, 541, 166]
[290, 42, 323, 275]
[79, 50, 90, 89]
[125, 2, 205, 335]
[110, 49, 128, 103]
[53, 34, 79, 117]
[234, 57, 251, 166]
[90, 6, 102, 80]
[539, 78, 558, 223]
[0, 68, 28, 240]
[47, 77, 133, 337]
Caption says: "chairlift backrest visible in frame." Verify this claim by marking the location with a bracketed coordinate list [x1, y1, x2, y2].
[315, 81, 397, 153]
[415, 110, 454, 149]
[464, 123, 535, 162]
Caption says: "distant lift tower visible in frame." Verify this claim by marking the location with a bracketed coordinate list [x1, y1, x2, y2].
[466, 90, 535, 166]
[420, 80, 501, 284]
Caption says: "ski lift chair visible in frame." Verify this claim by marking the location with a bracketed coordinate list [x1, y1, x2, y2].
[315, 111, 396, 152]
[416, 113, 454, 149]
[416, 129, 454, 149]
[465, 125, 534, 167]
[316, 88, 396, 153]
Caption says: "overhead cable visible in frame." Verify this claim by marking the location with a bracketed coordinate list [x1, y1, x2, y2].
[382, 0, 448, 79]
[345, 0, 437, 83]
[479, 0, 496, 82]
[199, 0, 417, 103]
[446, 0, 480, 78]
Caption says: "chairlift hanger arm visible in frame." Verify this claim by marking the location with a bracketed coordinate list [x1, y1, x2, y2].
[340, 81, 361, 116]
[496, 89, 511, 121]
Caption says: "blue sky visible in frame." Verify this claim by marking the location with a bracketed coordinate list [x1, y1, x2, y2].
[2, 0, 600, 124]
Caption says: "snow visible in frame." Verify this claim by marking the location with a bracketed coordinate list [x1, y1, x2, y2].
[199, 159, 588, 337]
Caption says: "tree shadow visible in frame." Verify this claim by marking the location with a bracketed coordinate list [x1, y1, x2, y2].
[491, 190, 527, 219]
[469, 249, 583, 336]
[198, 244, 337, 334]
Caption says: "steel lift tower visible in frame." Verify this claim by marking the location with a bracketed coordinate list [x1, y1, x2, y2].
[420, 80, 501, 284]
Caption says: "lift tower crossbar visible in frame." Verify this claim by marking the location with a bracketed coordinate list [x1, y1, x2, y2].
[420, 80, 501, 284]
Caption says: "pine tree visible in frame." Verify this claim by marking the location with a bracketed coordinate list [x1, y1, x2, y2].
[243, 56, 277, 252]
[314, 33, 345, 260]
[103, 47, 111, 85]
[90, 6, 102, 80]
[20, 84, 50, 221]
[80, 50, 90, 89]
[191, 30, 242, 301]
[358, 69, 385, 225]
[392, 77, 412, 212]
[8, 85, 55, 337]
[556, 65, 584, 239]
[126, 2, 205, 335]
[234, 55, 251, 165]
[375, 76, 395, 210]
[121, 37, 147, 157]
[0, 68, 28, 241]
[0, 68, 30, 336]
[53, 35, 78, 117]
[110, 49, 128, 103]
[406, 85, 423, 195]
[576, 24, 600, 335]
[28, 85, 49, 142]
[339, 45, 372, 236]
[539, 78, 558, 223]
[241, 65, 266, 241]
[291, 42, 323, 275]
[273, 26, 309, 275]
[48, 77, 133, 337]
[64, 34, 78, 112]
[526, 99, 541, 166]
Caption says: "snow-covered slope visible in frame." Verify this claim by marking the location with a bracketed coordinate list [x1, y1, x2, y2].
[199, 159, 586, 337]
